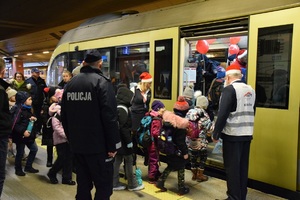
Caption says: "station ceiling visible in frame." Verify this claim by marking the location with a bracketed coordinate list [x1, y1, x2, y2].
[0, 0, 194, 63]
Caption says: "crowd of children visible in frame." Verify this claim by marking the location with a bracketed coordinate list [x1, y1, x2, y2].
[3, 66, 219, 196]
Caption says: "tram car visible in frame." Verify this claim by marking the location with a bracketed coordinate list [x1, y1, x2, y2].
[47, 0, 300, 198]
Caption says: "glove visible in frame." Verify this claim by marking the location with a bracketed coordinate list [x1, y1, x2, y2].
[127, 142, 133, 148]
[26, 83, 31, 90]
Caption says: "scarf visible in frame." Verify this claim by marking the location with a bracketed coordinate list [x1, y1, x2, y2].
[15, 80, 24, 89]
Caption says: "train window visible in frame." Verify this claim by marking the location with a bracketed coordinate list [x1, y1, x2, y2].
[47, 53, 68, 86]
[116, 43, 150, 88]
[255, 24, 292, 109]
[154, 39, 173, 99]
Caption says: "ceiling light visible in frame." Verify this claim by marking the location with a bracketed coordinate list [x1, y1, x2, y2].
[27, 53, 32, 56]
[14, 55, 18, 57]
[43, 51, 49, 54]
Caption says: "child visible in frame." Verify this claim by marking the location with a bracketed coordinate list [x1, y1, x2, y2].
[113, 86, 144, 191]
[47, 89, 75, 185]
[41, 87, 57, 167]
[6, 87, 17, 158]
[11, 91, 39, 176]
[58, 70, 72, 89]
[156, 96, 190, 195]
[185, 91, 214, 182]
[6, 87, 17, 109]
[147, 100, 165, 183]
[183, 83, 195, 109]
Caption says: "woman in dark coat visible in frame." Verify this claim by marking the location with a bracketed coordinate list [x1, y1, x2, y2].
[130, 72, 152, 164]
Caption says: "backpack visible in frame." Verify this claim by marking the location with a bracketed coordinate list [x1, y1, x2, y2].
[136, 115, 159, 148]
[186, 120, 200, 138]
[157, 122, 178, 156]
[208, 78, 223, 109]
[117, 105, 129, 130]
[41, 113, 60, 146]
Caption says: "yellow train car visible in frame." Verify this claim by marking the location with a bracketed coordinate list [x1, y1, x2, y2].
[47, 0, 300, 198]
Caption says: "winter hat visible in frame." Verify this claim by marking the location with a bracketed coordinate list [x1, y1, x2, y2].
[54, 89, 64, 100]
[44, 87, 57, 98]
[151, 100, 165, 111]
[139, 72, 152, 83]
[226, 63, 241, 76]
[236, 49, 247, 60]
[84, 49, 102, 63]
[183, 84, 194, 99]
[16, 91, 30, 105]
[194, 91, 209, 109]
[6, 88, 17, 99]
[173, 96, 189, 111]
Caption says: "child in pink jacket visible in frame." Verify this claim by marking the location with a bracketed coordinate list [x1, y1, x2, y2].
[47, 89, 75, 185]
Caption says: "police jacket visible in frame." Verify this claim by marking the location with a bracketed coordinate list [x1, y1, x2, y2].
[61, 65, 121, 154]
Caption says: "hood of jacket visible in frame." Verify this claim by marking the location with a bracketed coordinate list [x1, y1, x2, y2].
[116, 86, 133, 107]
[162, 110, 189, 129]
[49, 103, 61, 116]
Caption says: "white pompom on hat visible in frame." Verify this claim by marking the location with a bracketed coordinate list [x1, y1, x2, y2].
[139, 72, 152, 83]
[226, 63, 242, 76]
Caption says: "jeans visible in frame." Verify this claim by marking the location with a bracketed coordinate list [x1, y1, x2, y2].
[15, 141, 38, 171]
[0, 135, 8, 197]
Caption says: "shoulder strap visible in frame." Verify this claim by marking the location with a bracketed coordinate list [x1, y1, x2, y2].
[11, 107, 22, 131]
[117, 105, 128, 115]
[208, 78, 217, 101]
[46, 116, 53, 128]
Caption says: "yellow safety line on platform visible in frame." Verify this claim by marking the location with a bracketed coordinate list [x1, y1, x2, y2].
[120, 179, 192, 200]
[36, 137, 191, 199]
[36, 137, 46, 150]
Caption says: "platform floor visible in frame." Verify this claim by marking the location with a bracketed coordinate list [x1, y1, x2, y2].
[2, 137, 286, 200]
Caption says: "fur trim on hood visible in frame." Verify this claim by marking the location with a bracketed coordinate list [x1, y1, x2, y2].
[162, 110, 189, 129]
[49, 103, 61, 116]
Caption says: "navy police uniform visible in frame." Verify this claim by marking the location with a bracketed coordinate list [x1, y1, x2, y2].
[61, 51, 121, 200]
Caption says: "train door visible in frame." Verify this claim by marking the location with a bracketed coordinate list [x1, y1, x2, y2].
[179, 18, 249, 169]
[248, 7, 300, 191]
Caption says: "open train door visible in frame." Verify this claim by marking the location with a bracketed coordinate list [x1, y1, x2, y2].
[248, 7, 300, 191]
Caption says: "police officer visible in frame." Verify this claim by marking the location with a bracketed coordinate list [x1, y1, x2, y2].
[61, 49, 121, 200]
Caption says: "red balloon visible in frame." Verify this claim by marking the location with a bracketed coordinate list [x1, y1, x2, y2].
[196, 40, 209, 54]
[206, 39, 216, 44]
[230, 37, 241, 44]
[228, 44, 240, 55]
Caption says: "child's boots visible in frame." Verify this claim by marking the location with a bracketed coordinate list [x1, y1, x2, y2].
[156, 179, 167, 192]
[178, 185, 190, 195]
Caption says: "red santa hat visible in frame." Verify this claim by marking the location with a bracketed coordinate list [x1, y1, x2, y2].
[236, 49, 247, 60]
[226, 63, 242, 76]
[139, 72, 152, 83]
